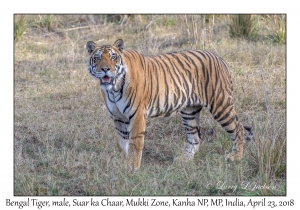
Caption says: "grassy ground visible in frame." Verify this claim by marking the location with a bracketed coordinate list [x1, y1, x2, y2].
[14, 14, 286, 196]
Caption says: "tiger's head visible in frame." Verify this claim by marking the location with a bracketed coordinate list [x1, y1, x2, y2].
[86, 39, 125, 91]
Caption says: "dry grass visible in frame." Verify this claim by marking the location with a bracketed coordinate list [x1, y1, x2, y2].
[14, 14, 286, 196]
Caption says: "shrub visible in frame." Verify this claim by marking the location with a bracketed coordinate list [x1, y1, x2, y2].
[14, 15, 27, 41]
[33, 15, 59, 31]
[229, 14, 258, 39]
[272, 15, 286, 44]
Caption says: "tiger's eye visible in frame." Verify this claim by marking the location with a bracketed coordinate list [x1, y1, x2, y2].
[111, 53, 117, 60]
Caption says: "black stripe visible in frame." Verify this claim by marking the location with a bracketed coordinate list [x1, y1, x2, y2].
[123, 97, 132, 113]
[131, 131, 146, 140]
[213, 97, 231, 120]
[106, 90, 115, 102]
[128, 90, 137, 113]
[217, 105, 234, 122]
[211, 86, 224, 114]
[171, 53, 193, 82]
[221, 116, 236, 128]
[187, 140, 200, 145]
[114, 119, 130, 125]
[147, 60, 154, 110]
[186, 51, 207, 105]
[115, 127, 130, 136]
[169, 54, 191, 96]
[154, 56, 169, 112]
[226, 127, 236, 134]
[181, 52, 201, 95]
[181, 116, 196, 121]
[148, 59, 159, 111]
[160, 55, 181, 108]
[162, 54, 183, 109]
[180, 107, 202, 116]
[128, 101, 142, 121]
[186, 131, 198, 135]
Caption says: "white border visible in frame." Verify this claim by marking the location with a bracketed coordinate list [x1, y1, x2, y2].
[2, 0, 298, 209]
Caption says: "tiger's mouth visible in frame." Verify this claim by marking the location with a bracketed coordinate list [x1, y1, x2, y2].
[101, 75, 112, 85]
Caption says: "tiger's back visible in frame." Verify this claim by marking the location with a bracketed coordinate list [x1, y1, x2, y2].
[86, 39, 253, 170]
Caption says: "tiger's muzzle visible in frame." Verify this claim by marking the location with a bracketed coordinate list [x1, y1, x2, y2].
[98, 67, 114, 85]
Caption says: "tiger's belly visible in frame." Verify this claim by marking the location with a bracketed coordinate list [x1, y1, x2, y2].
[146, 91, 203, 118]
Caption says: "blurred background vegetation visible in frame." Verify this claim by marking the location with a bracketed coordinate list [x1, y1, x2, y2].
[14, 14, 286, 45]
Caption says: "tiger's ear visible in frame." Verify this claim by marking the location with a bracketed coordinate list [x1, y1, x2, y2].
[86, 41, 97, 55]
[113, 39, 124, 53]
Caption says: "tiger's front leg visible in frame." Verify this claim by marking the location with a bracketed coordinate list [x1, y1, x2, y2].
[128, 110, 146, 170]
[114, 120, 130, 157]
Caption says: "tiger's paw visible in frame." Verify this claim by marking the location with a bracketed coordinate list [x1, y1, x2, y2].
[173, 154, 194, 164]
[122, 161, 140, 172]
[225, 153, 243, 162]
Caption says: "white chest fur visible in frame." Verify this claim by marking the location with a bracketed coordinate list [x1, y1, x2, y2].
[104, 90, 130, 122]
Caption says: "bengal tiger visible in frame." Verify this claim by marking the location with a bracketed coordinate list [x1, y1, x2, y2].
[85, 39, 253, 170]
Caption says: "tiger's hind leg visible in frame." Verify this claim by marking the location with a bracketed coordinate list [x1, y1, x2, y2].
[176, 106, 203, 162]
[212, 104, 245, 162]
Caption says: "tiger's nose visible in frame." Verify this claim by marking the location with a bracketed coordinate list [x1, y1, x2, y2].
[101, 67, 110, 72]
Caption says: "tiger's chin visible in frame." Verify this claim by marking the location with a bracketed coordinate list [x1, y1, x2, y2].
[100, 81, 112, 90]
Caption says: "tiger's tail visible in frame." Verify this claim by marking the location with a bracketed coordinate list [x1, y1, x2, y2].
[244, 125, 254, 141]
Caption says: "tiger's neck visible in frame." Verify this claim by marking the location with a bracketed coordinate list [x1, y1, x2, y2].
[104, 65, 127, 103]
